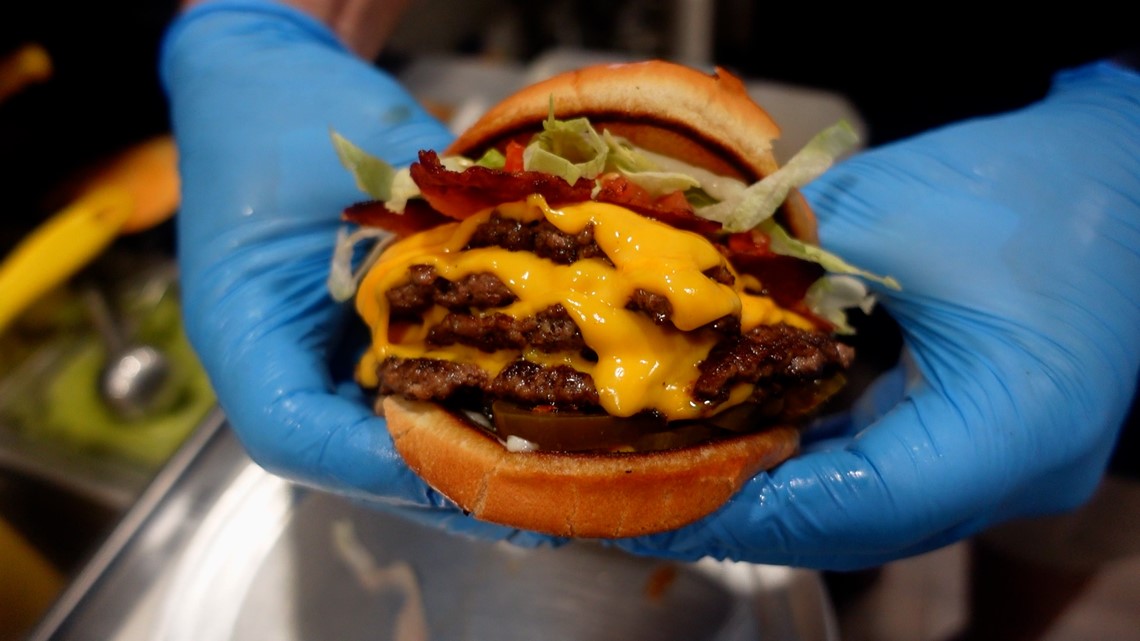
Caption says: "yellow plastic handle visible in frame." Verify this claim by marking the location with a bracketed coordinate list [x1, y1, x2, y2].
[86, 135, 180, 234]
[0, 186, 134, 334]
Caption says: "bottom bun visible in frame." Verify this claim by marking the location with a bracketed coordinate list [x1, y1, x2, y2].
[383, 396, 800, 538]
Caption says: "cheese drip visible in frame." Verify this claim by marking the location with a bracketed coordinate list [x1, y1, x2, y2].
[356, 196, 814, 419]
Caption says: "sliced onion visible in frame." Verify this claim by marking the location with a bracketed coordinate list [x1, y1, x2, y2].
[327, 226, 394, 302]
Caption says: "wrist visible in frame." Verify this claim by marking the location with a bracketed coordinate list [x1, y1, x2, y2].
[161, 0, 345, 90]
[171, 0, 402, 59]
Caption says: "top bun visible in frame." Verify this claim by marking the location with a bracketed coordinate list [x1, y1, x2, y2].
[445, 60, 818, 243]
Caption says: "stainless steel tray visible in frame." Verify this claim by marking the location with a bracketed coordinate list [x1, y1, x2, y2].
[30, 412, 838, 641]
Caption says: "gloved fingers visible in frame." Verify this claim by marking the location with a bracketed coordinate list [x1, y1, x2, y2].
[803, 62, 1140, 317]
[205, 279, 552, 543]
[613, 355, 1109, 569]
[203, 300, 444, 508]
[164, 0, 467, 512]
[162, 1, 452, 232]
[612, 411, 977, 568]
[612, 60, 1140, 568]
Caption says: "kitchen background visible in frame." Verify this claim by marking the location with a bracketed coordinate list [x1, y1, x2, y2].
[1, 1, 1136, 640]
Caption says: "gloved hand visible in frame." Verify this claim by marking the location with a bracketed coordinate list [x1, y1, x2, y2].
[161, 0, 550, 544]
[616, 61, 1140, 569]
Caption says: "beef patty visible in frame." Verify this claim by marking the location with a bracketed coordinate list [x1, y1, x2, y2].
[372, 214, 853, 415]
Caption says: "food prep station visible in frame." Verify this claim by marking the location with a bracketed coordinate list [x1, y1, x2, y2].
[3, 27, 864, 639]
[25, 411, 841, 641]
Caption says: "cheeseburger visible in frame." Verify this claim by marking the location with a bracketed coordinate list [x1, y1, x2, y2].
[330, 61, 896, 538]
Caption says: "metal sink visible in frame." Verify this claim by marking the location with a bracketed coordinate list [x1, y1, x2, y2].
[0, 254, 215, 635]
[28, 413, 839, 641]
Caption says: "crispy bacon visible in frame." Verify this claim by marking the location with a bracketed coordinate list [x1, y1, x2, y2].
[718, 231, 824, 314]
[349, 150, 719, 237]
[593, 175, 720, 235]
[342, 199, 451, 236]
[410, 150, 594, 219]
[410, 150, 719, 234]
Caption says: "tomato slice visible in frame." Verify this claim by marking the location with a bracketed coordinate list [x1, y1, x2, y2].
[503, 140, 526, 173]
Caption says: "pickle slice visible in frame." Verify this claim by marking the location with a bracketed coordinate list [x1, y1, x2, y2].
[490, 400, 668, 452]
[487, 400, 785, 453]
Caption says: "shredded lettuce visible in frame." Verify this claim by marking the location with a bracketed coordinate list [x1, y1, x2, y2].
[523, 110, 609, 184]
[331, 131, 398, 201]
[473, 147, 506, 169]
[617, 169, 700, 198]
[626, 145, 748, 217]
[721, 121, 860, 233]
[384, 168, 418, 214]
[597, 130, 701, 196]
[761, 219, 901, 290]
[684, 187, 720, 209]
[805, 275, 878, 334]
[601, 130, 656, 172]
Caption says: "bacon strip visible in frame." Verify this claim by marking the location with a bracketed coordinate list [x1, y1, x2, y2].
[410, 150, 720, 233]
[410, 150, 594, 219]
[719, 231, 824, 316]
[593, 175, 719, 235]
[348, 150, 720, 237]
[342, 199, 451, 236]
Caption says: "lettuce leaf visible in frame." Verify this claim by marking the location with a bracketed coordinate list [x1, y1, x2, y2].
[331, 131, 398, 201]
[761, 219, 901, 290]
[721, 121, 859, 233]
[473, 147, 506, 169]
[523, 111, 608, 184]
[804, 275, 878, 334]
[618, 170, 701, 198]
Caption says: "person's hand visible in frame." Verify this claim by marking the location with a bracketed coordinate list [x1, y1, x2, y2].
[616, 61, 1140, 569]
[160, 0, 551, 544]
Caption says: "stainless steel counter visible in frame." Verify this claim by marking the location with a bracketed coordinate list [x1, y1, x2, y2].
[26, 53, 858, 641]
[29, 412, 839, 641]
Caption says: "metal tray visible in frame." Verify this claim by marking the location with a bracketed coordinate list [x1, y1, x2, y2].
[30, 412, 838, 641]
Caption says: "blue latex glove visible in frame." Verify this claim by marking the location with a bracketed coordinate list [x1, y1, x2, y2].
[160, 0, 550, 544]
[616, 61, 1140, 569]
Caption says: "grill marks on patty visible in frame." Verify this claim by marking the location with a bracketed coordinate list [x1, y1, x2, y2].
[377, 212, 850, 411]
[377, 357, 600, 409]
[467, 212, 608, 265]
[428, 304, 587, 353]
[694, 324, 854, 405]
[387, 266, 516, 317]
[376, 321, 850, 410]
[388, 213, 738, 334]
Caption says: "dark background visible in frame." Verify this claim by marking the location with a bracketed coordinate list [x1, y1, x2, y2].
[3, 1, 1133, 237]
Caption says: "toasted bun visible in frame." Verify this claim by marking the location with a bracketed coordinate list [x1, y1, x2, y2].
[383, 396, 800, 538]
[445, 60, 818, 243]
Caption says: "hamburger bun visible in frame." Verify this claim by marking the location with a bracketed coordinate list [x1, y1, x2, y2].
[348, 60, 857, 539]
[383, 395, 800, 538]
[446, 60, 818, 243]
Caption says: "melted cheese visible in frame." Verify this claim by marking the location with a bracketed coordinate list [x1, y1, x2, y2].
[356, 195, 813, 420]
